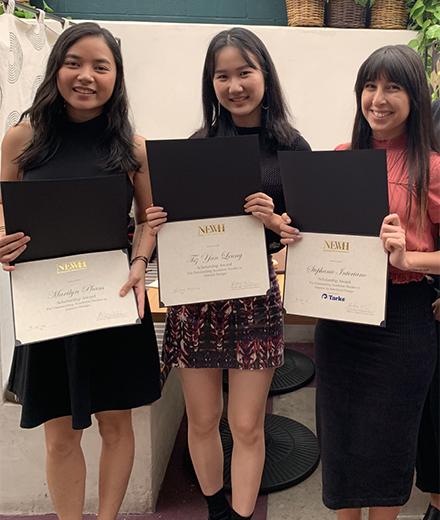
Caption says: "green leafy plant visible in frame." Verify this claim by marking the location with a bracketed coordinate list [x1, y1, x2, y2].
[407, 0, 440, 99]
[0, 1, 53, 18]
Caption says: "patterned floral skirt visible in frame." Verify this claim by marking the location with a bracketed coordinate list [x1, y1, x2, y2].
[162, 261, 284, 370]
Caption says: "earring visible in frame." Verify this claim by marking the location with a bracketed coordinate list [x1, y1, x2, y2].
[218, 101, 222, 115]
[261, 94, 269, 110]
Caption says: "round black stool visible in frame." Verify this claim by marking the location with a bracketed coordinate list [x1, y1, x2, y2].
[220, 414, 320, 493]
[223, 349, 315, 396]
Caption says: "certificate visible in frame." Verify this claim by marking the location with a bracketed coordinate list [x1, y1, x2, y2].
[147, 135, 270, 305]
[279, 149, 389, 326]
[11, 250, 140, 345]
[284, 233, 388, 326]
[157, 215, 269, 306]
[1, 176, 136, 345]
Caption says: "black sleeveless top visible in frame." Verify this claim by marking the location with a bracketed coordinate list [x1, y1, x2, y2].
[23, 113, 133, 222]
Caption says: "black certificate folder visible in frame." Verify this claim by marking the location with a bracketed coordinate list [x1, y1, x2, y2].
[146, 135, 262, 221]
[278, 150, 389, 236]
[1, 175, 129, 263]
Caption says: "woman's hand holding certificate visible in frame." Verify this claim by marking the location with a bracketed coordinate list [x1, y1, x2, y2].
[280, 213, 302, 245]
[380, 213, 409, 271]
[119, 259, 148, 319]
[0, 231, 31, 271]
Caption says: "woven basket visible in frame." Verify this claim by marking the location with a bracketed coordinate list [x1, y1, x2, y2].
[285, 0, 325, 27]
[326, 0, 367, 28]
[370, 0, 408, 29]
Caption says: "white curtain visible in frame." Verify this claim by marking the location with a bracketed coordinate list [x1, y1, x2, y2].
[0, 0, 63, 389]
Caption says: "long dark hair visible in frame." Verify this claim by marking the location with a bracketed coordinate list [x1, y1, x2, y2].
[17, 22, 140, 173]
[196, 27, 301, 152]
[351, 44, 440, 226]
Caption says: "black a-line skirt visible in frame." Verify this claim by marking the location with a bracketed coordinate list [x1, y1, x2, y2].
[315, 279, 438, 509]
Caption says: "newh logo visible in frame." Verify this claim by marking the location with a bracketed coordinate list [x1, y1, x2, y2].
[198, 223, 225, 236]
[323, 240, 350, 252]
[56, 260, 88, 274]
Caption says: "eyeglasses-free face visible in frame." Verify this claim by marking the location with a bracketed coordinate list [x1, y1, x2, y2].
[361, 77, 410, 140]
[56, 35, 117, 122]
[213, 45, 265, 128]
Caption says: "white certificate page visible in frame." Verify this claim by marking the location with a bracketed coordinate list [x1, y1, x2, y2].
[11, 250, 139, 345]
[157, 215, 270, 306]
[284, 233, 388, 326]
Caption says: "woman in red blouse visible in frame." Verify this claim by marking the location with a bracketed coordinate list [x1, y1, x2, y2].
[281, 45, 440, 520]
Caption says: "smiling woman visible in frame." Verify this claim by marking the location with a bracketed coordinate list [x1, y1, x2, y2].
[281, 44, 440, 520]
[0, 21, 161, 519]
[145, 26, 311, 520]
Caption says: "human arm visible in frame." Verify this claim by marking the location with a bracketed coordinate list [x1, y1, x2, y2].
[119, 135, 156, 317]
[0, 123, 32, 271]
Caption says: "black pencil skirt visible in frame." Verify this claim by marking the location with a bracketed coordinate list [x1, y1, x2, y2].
[416, 320, 440, 494]
[315, 279, 438, 510]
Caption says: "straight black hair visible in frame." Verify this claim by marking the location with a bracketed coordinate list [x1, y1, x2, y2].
[196, 27, 301, 152]
[17, 22, 140, 174]
[351, 44, 440, 226]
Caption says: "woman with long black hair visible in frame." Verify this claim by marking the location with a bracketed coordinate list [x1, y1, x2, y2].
[146, 27, 310, 520]
[0, 22, 161, 520]
[281, 44, 440, 520]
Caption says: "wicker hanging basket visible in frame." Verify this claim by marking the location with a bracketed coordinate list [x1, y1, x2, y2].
[285, 0, 325, 27]
[326, 0, 367, 28]
[370, 0, 408, 29]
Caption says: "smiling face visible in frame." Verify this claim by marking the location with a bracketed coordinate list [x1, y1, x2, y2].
[361, 76, 410, 140]
[56, 35, 117, 122]
[212, 45, 265, 128]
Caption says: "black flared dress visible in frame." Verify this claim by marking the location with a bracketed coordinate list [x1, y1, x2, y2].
[8, 114, 161, 429]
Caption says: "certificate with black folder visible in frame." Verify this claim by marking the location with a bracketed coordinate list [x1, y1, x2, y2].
[147, 135, 270, 306]
[278, 150, 389, 326]
[1, 175, 139, 345]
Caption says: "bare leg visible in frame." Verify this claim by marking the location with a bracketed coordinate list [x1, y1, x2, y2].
[368, 506, 400, 520]
[336, 509, 362, 520]
[227, 368, 274, 517]
[178, 368, 224, 495]
[95, 410, 135, 520]
[44, 416, 85, 520]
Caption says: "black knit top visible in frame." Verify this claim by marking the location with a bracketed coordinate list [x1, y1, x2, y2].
[236, 126, 311, 253]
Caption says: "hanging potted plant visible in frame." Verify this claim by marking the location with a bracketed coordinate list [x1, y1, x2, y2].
[407, 0, 440, 99]
[370, 0, 408, 29]
[326, 0, 371, 29]
[285, 0, 325, 27]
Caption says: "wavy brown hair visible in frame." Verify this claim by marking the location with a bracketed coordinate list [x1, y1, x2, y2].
[17, 22, 140, 174]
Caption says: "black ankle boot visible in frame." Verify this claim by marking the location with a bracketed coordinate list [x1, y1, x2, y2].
[230, 509, 253, 520]
[423, 504, 440, 520]
[205, 487, 231, 520]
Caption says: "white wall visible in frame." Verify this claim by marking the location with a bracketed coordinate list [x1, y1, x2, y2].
[99, 22, 415, 149]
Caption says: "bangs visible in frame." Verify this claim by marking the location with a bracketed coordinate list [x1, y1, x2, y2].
[357, 46, 415, 91]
